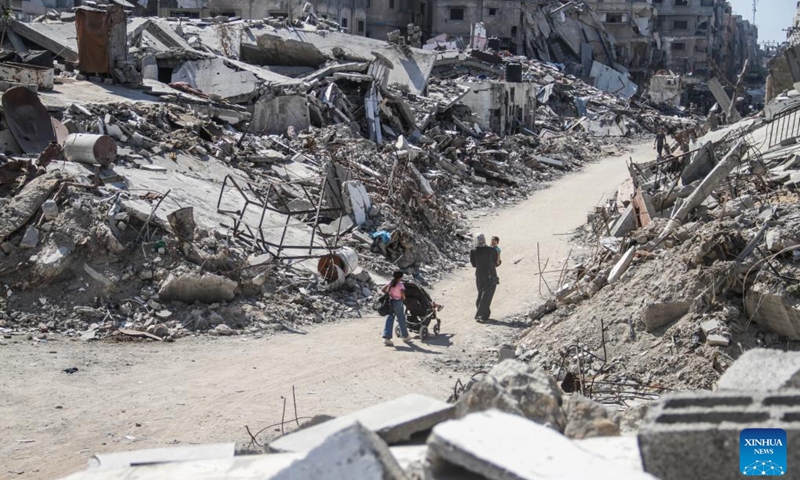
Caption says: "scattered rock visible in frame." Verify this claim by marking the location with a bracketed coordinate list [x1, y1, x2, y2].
[455, 359, 566, 432]
[158, 273, 237, 303]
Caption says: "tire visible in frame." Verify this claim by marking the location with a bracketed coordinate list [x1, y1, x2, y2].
[395, 325, 401, 337]
[433, 323, 440, 336]
[420, 326, 429, 340]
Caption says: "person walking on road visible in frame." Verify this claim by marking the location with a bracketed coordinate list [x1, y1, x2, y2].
[470, 233, 499, 323]
[381, 270, 412, 346]
[654, 128, 668, 158]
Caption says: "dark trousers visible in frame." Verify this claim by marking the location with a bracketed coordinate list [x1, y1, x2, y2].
[475, 275, 497, 320]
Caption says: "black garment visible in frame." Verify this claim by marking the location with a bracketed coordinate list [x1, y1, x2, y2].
[470, 246, 498, 320]
[655, 132, 666, 156]
[475, 275, 497, 320]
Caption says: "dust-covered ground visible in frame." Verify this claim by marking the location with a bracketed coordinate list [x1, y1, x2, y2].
[0, 141, 641, 480]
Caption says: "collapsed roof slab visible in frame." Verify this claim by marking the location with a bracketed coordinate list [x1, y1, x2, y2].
[243, 26, 435, 95]
[171, 57, 258, 103]
[11, 21, 79, 62]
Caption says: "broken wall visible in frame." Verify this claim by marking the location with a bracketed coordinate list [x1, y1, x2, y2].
[647, 73, 682, 107]
[459, 81, 537, 136]
[251, 94, 311, 135]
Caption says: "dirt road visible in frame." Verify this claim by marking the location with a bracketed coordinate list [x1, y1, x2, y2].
[0, 142, 645, 479]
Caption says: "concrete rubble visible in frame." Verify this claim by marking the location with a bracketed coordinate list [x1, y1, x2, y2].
[512, 61, 800, 420]
[0, 3, 697, 344]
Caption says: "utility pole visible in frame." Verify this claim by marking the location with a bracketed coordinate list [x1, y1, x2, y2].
[752, 0, 757, 24]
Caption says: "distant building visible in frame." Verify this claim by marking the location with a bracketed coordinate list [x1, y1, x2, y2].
[583, 0, 659, 86]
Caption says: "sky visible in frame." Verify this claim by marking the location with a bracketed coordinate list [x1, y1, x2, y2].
[727, 0, 796, 45]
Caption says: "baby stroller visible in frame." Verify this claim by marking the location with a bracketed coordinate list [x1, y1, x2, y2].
[395, 281, 443, 340]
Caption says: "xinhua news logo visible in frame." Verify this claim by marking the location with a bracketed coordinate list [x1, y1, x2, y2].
[740, 428, 787, 476]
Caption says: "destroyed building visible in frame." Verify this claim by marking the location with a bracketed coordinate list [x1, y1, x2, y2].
[583, 0, 659, 86]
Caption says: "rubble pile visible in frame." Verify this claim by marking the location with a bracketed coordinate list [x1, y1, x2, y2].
[0, 5, 702, 344]
[517, 111, 800, 397]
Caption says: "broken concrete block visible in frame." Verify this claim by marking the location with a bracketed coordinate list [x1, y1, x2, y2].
[717, 349, 800, 392]
[638, 390, 800, 480]
[20, 225, 39, 249]
[700, 319, 722, 336]
[158, 273, 237, 303]
[342, 181, 371, 226]
[563, 394, 620, 439]
[706, 333, 729, 347]
[610, 204, 635, 237]
[745, 283, 800, 339]
[641, 301, 691, 332]
[272, 422, 407, 480]
[607, 246, 636, 284]
[41, 199, 58, 221]
[209, 324, 236, 336]
[527, 299, 557, 321]
[0, 174, 59, 244]
[270, 394, 454, 453]
[427, 410, 656, 480]
[34, 245, 71, 279]
[680, 141, 714, 185]
[454, 360, 566, 431]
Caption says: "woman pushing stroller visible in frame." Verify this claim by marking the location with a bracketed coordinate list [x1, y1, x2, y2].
[381, 270, 413, 347]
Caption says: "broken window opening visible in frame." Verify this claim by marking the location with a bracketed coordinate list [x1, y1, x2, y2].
[169, 10, 200, 18]
[701, 0, 713, 5]
[358, 20, 365, 32]
[674, 0, 688, 5]
[450, 7, 464, 20]
[511, 26, 518, 37]
[672, 42, 687, 50]
[341, 17, 348, 28]
[606, 13, 622, 24]
[488, 7, 496, 15]
[673, 20, 688, 30]
[420, 2, 425, 14]
[389, 0, 395, 10]
[157, 67, 174, 84]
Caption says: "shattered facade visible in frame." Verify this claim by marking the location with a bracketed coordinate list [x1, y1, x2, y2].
[430, 0, 522, 53]
[584, 0, 658, 85]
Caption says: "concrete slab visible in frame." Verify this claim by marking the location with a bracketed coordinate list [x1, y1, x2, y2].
[269, 394, 455, 453]
[89, 443, 234, 469]
[427, 410, 656, 480]
[745, 283, 800, 339]
[717, 349, 800, 392]
[251, 94, 310, 135]
[243, 26, 435, 95]
[171, 57, 258, 103]
[607, 246, 636, 283]
[57, 452, 302, 480]
[641, 301, 691, 332]
[272, 422, 407, 480]
[11, 21, 79, 62]
[574, 436, 645, 473]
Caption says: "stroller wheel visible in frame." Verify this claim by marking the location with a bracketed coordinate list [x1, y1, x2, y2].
[420, 326, 429, 340]
[395, 325, 401, 338]
[433, 323, 440, 336]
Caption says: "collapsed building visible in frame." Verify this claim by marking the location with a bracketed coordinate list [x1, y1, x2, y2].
[0, 6, 692, 343]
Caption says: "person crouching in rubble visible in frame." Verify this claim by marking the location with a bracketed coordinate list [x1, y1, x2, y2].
[470, 233, 499, 323]
[382, 270, 412, 347]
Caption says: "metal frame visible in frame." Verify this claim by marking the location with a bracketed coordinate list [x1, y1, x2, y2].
[767, 103, 800, 148]
[216, 174, 346, 260]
